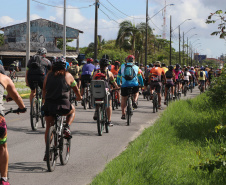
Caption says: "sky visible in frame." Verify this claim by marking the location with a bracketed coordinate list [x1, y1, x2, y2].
[0, 0, 225, 59]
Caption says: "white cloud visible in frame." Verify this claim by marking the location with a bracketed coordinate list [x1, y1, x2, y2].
[31, 14, 41, 21]
[0, 16, 14, 27]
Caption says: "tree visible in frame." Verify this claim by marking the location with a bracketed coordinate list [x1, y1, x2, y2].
[57, 38, 75, 50]
[0, 34, 4, 46]
[206, 10, 226, 39]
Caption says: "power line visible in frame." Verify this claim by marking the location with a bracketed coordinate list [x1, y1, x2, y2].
[99, 2, 125, 20]
[32, 0, 95, 9]
[99, 8, 119, 24]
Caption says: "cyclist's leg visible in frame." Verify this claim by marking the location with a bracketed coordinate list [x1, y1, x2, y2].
[156, 83, 162, 107]
[120, 88, 128, 117]
[164, 85, 168, 101]
[44, 115, 55, 144]
[65, 104, 75, 125]
[0, 117, 9, 179]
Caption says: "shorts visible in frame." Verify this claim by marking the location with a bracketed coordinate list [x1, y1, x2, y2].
[150, 82, 162, 93]
[144, 78, 149, 86]
[0, 116, 7, 145]
[81, 75, 92, 88]
[121, 86, 139, 97]
[182, 80, 189, 85]
[42, 99, 72, 117]
[165, 82, 174, 88]
[200, 80, 205, 86]
[28, 75, 45, 90]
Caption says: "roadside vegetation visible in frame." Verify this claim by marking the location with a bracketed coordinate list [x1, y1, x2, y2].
[91, 67, 226, 185]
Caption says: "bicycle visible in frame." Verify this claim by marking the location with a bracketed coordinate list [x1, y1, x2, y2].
[111, 89, 119, 110]
[46, 114, 71, 172]
[183, 81, 188, 97]
[165, 86, 172, 106]
[126, 87, 135, 126]
[91, 80, 110, 136]
[69, 89, 77, 107]
[30, 81, 45, 131]
[83, 82, 92, 110]
[9, 70, 18, 83]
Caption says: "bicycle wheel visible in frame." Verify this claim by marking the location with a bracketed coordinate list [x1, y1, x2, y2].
[166, 90, 170, 106]
[83, 88, 87, 110]
[30, 97, 38, 131]
[190, 82, 193, 93]
[104, 109, 109, 133]
[184, 86, 187, 97]
[155, 93, 158, 112]
[112, 91, 115, 110]
[97, 106, 104, 136]
[153, 93, 156, 113]
[60, 124, 71, 165]
[126, 98, 131, 126]
[46, 126, 57, 172]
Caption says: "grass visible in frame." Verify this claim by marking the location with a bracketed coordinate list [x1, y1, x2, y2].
[91, 93, 226, 185]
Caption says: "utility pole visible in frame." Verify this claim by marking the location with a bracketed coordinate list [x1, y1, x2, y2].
[145, 0, 148, 66]
[187, 37, 188, 66]
[26, 0, 30, 67]
[179, 25, 181, 65]
[162, 0, 166, 39]
[94, 0, 99, 60]
[63, 0, 66, 56]
[169, 15, 172, 65]
[183, 32, 184, 66]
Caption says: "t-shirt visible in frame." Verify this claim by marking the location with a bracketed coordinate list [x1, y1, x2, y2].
[183, 71, 191, 81]
[173, 69, 182, 80]
[198, 71, 206, 81]
[149, 67, 165, 82]
[111, 66, 119, 78]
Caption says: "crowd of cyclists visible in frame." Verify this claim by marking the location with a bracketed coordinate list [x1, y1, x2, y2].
[0, 47, 222, 184]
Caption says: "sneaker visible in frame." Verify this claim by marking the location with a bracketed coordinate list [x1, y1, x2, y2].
[178, 90, 181, 94]
[108, 121, 113, 127]
[158, 105, 162, 110]
[0, 178, 10, 185]
[64, 125, 72, 139]
[93, 110, 97, 120]
[121, 115, 126, 120]
[164, 101, 167, 105]
[133, 101, 138, 109]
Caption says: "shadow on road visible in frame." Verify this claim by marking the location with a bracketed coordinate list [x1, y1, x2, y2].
[9, 162, 46, 174]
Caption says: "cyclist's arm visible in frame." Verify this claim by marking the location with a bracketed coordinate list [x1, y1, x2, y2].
[42, 72, 49, 104]
[2, 74, 25, 110]
[109, 71, 119, 89]
[92, 71, 97, 80]
[137, 70, 144, 86]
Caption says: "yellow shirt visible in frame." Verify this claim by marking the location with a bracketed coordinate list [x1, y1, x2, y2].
[198, 71, 206, 81]
[162, 67, 168, 73]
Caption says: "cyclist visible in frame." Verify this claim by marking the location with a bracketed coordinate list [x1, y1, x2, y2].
[162, 63, 168, 73]
[164, 65, 175, 104]
[117, 55, 144, 119]
[197, 67, 206, 92]
[42, 57, 82, 160]
[182, 68, 192, 92]
[94, 59, 100, 71]
[204, 67, 209, 90]
[111, 61, 121, 106]
[8, 61, 19, 78]
[0, 73, 26, 185]
[93, 58, 119, 126]
[68, 58, 80, 88]
[25, 47, 51, 105]
[189, 66, 196, 88]
[80, 58, 95, 105]
[148, 61, 166, 109]
[173, 64, 183, 94]
[208, 67, 215, 85]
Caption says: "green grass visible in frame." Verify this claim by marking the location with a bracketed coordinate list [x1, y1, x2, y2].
[91, 93, 226, 185]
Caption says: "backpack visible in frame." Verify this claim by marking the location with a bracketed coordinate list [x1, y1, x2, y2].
[123, 64, 136, 80]
[165, 71, 173, 79]
[200, 71, 203, 77]
[29, 55, 45, 75]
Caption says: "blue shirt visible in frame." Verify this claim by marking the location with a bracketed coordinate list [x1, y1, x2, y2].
[65, 62, 69, 70]
[81, 63, 95, 76]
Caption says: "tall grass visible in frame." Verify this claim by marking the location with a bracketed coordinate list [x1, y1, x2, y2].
[91, 93, 226, 185]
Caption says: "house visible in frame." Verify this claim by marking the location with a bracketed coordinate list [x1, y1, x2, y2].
[0, 18, 83, 70]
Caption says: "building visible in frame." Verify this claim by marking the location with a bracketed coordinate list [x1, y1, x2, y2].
[0, 18, 83, 70]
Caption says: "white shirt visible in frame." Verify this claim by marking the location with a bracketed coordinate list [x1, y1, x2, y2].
[183, 71, 191, 81]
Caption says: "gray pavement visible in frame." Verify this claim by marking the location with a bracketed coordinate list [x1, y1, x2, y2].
[4, 87, 200, 185]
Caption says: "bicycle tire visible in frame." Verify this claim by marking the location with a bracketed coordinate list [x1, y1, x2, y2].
[112, 91, 115, 110]
[46, 126, 57, 172]
[153, 93, 156, 113]
[41, 114, 46, 128]
[97, 106, 103, 136]
[166, 89, 170, 106]
[155, 93, 158, 112]
[60, 123, 71, 165]
[30, 97, 38, 131]
[127, 98, 131, 126]
[104, 109, 109, 133]
[184, 86, 187, 97]
[83, 88, 87, 110]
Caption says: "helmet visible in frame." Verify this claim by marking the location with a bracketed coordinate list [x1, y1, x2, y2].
[81, 60, 86, 64]
[200, 67, 204, 70]
[72, 58, 78, 65]
[52, 56, 56, 63]
[114, 61, 120, 66]
[154, 61, 161, 66]
[149, 63, 153, 67]
[168, 65, 174, 71]
[94, 59, 99, 63]
[99, 58, 109, 67]
[162, 63, 166, 67]
[102, 54, 109, 60]
[95, 73, 106, 80]
[53, 57, 66, 68]
[183, 65, 186, 68]
[185, 68, 188, 71]
[135, 62, 139, 66]
[191, 67, 194, 70]
[176, 64, 180, 68]
[87, 58, 93, 63]
[146, 65, 149, 68]
[37, 47, 47, 55]
[127, 55, 135, 63]
[205, 65, 208, 67]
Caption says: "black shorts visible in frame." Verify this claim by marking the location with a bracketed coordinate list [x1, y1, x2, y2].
[165, 82, 174, 88]
[42, 99, 72, 117]
[144, 78, 149, 86]
[121, 86, 139, 97]
[182, 80, 189, 85]
[28, 75, 45, 90]
[81, 75, 92, 88]
[150, 82, 162, 93]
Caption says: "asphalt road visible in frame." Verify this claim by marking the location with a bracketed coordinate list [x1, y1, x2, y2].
[4, 87, 200, 185]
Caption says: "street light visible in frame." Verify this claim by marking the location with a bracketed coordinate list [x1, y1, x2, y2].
[145, 2, 174, 66]
[191, 39, 200, 45]
[183, 27, 195, 65]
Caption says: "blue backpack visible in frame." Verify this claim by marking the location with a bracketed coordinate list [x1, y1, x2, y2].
[123, 64, 136, 80]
